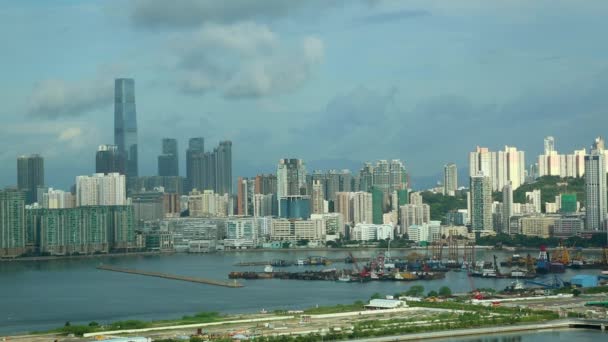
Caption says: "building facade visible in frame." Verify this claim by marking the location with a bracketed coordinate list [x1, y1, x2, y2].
[114, 78, 138, 178]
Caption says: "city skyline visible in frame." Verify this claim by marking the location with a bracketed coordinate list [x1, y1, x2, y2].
[2, 1, 608, 190]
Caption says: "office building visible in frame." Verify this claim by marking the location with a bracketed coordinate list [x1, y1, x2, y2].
[470, 174, 493, 230]
[114, 78, 138, 178]
[76, 173, 126, 206]
[585, 150, 607, 231]
[96, 144, 125, 175]
[158, 138, 179, 177]
[279, 195, 311, 219]
[444, 163, 458, 196]
[215, 141, 232, 195]
[17, 154, 44, 204]
[132, 191, 165, 226]
[520, 216, 555, 238]
[0, 189, 26, 257]
[186, 137, 204, 192]
[187, 190, 230, 217]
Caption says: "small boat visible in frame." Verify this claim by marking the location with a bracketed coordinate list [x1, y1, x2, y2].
[296, 259, 305, 266]
[263, 265, 274, 273]
[338, 274, 351, 282]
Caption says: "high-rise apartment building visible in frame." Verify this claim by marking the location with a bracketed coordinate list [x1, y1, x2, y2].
[114, 78, 138, 178]
[76, 173, 126, 206]
[277, 159, 307, 198]
[585, 150, 607, 231]
[538, 137, 587, 178]
[17, 154, 44, 204]
[254, 174, 277, 195]
[96, 145, 125, 175]
[399, 204, 430, 235]
[311, 180, 325, 214]
[358, 163, 374, 192]
[443, 163, 458, 196]
[470, 174, 493, 231]
[502, 182, 513, 234]
[41, 188, 74, 209]
[371, 186, 383, 224]
[525, 189, 542, 213]
[469, 146, 525, 191]
[0, 189, 26, 257]
[237, 177, 254, 216]
[253, 194, 275, 217]
[158, 138, 178, 177]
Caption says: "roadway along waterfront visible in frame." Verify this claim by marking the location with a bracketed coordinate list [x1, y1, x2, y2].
[0, 248, 605, 335]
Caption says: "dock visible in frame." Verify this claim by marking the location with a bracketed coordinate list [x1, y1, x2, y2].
[97, 265, 243, 288]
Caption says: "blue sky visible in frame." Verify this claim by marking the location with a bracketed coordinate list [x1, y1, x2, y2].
[2, 0, 608, 190]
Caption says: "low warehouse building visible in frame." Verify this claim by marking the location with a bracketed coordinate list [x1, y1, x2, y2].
[571, 275, 598, 288]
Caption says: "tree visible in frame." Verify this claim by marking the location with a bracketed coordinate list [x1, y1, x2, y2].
[88, 321, 99, 327]
[296, 239, 309, 246]
[370, 292, 383, 300]
[405, 285, 425, 297]
[64, 321, 71, 327]
[427, 290, 438, 298]
[438, 286, 452, 297]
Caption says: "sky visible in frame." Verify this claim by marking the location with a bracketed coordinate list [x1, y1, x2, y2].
[2, 0, 608, 190]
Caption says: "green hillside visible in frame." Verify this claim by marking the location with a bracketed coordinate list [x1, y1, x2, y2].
[494, 176, 585, 209]
[421, 191, 467, 221]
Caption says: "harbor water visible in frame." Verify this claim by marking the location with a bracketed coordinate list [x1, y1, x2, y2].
[0, 249, 605, 335]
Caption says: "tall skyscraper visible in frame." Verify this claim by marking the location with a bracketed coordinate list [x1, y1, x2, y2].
[525, 189, 542, 213]
[215, 141, 232, 195]
[114, 78, 138, 178]
[371, 186, 383, 224]
[311, 180, 325, 214]
[0, 189, 26, 257]
[277, 159, 307, 198]
[469, 147, 492, 178]
[443, 163, 458, 196]
[236, 177, 254, 216]
[544, 136, 555, 155]
[470, 174, 492, 231]
[186, 137, 205, 192]
[358, 163, 374, 192]
[502, 182, 513, 234]
[17, 154, 44, 204]
[158, 138, 179, 177]
[96, 144, 125, 175]
[585, 150, 607, 231]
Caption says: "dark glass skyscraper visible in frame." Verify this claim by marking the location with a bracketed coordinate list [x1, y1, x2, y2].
[114, 78, 138, 178]
[215, 141, 232, 195]
[17, 154, 44, 204]
[158, 138, 178, 177]
[96, 144, 125, 175]
[186, 137, 204, 192]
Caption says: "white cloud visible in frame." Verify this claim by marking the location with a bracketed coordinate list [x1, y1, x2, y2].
[58, 127, 82, 141]
[172, 22, 325, 99]
[27, 78, 113, 119]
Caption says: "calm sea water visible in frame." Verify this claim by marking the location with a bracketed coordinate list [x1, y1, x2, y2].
[436, 329, 604, 341]
[0, 249, 604, 335]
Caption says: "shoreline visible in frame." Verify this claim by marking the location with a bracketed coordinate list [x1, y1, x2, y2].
[2, 245, 605, 262]
[0, 251, 174, 262]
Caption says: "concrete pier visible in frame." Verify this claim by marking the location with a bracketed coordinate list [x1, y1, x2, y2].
[97, 265, 243, 288]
